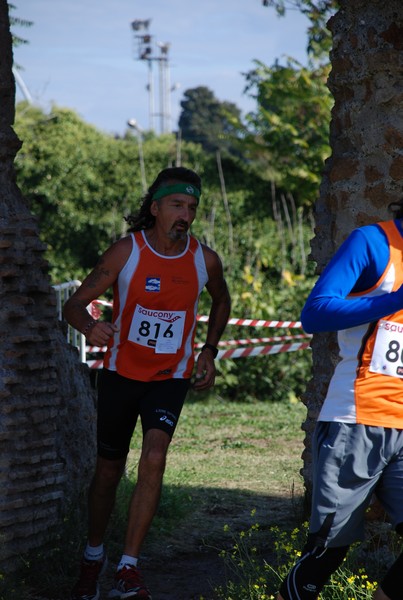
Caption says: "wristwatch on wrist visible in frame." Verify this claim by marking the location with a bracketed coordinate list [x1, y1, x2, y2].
[201, 343, 218, 359]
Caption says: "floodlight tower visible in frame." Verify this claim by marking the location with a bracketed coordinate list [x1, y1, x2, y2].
[131, 19, 155, 132]
[157, 42, 171, 134]
[130, 20, 173, 134]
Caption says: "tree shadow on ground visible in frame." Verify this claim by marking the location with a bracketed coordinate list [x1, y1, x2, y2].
[2, 484, 304, 600]
[103, 484, 305, 600]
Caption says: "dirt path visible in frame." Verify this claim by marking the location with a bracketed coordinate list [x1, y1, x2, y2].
[99, 494, 302, 600]
[144, 554, 225, 600]
[101, 552, 226, 600]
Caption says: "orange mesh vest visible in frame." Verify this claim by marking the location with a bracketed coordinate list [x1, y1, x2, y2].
[321, 221, 403, 427]
[354, 222, 403, 426]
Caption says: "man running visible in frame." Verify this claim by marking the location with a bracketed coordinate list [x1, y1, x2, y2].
[64, 167, 231, 600]
[277, 199, 403, 600]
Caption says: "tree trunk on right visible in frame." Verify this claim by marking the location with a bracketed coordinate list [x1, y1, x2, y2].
[302, 0, 403, 499]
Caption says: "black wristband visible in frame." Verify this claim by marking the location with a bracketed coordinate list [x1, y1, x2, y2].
[201, 343, 218, 359]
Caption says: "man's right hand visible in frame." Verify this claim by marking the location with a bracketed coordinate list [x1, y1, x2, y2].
[86, 322, 119, 346]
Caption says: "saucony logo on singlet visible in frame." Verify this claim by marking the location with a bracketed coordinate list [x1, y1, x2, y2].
[138, 307, 182, 323]
[383, 322, 403, 333]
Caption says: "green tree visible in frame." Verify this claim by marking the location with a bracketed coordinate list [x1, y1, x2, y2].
[178, 86, 243, 154]
[14, 102, 213, 281]
[14, 103, 137, 280]
[243, 57, 333, 206]
[14, 101, 315, 403]
[261, 0, 339, 59]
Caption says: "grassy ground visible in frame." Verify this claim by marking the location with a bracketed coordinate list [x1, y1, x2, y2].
[0, 395, 307, 599]
[133, 393, 306, 552]
[110, 394, 308, 599]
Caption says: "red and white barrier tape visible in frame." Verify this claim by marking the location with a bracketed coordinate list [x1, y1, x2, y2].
[91, 299, 112, 308]
[89, 300, 303, 330]
[86, 340, 311, 368]
[86, 345, 108, 353]
[214, 341, 311, 360]
[195, 334, 310, 348]
[87, 359, 104, 369]
[85, 301, 308, 368]
[87, 334, 311, 355]
[198, 315, 303, 328]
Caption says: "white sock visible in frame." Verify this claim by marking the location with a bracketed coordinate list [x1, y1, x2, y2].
[84, 542, 104, 562]
[118, 554, 138, 570]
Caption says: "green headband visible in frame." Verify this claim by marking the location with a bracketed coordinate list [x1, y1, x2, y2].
[152, 183, 201, 202]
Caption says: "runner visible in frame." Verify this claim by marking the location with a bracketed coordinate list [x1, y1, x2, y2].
[64, 166, 231, 600]
[277, 199, 403, 600]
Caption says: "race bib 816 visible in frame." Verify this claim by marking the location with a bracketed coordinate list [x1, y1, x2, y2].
[128, 304, 185, 354]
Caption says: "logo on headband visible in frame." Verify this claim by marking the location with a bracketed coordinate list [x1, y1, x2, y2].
[186, 186, 194, 194]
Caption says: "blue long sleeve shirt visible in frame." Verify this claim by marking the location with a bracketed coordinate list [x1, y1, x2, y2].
[301, 220, 403, 333]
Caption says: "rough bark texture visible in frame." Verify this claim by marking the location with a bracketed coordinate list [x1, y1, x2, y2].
[302, 0, 403, 498]
[0, 0, 96, 571]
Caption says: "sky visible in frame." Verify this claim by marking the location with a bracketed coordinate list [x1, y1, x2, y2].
[13, 1, 310, 137]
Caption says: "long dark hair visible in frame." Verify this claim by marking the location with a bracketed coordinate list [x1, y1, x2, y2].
[125, 167, 202, 232]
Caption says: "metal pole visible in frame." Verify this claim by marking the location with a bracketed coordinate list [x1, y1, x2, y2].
[159, 58, 164, 134]
[165, 58, 172, 133]
[147, 60, 155, 132]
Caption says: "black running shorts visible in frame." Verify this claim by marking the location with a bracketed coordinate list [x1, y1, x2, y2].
[96, 368, 190, 460]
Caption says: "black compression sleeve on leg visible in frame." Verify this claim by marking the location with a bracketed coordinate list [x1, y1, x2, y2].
[279, 544, 349, 600]
[380, 551, 403, 600]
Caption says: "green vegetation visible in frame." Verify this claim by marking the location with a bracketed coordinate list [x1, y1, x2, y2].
[0, 399, 397, 599]
[243, 57, 333, 204]
[0, 398, 306, 599]
[216, 519, 391, 599]
[6, 3, 395, 598]
[261, 1, 339, 59]
[14, 98, 316, 402]
[178, 86, 243, 154]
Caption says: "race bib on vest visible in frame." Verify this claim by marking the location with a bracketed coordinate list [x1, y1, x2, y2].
[370, 319, 403, 378]
[128, 304, 185, 353]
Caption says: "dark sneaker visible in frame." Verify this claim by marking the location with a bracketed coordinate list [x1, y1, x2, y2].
[108, 564, 152, 599]
[71, 555, 107, 600]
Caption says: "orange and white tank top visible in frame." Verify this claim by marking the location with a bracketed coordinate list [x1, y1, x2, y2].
[103, 231, 208, 381]
[320, 221, 403, 427]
